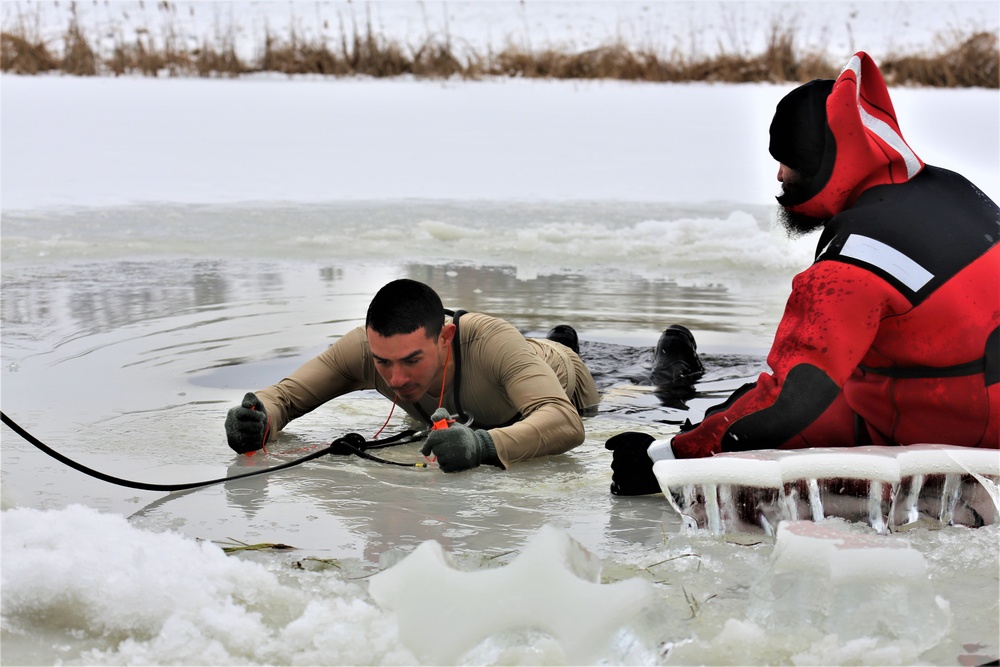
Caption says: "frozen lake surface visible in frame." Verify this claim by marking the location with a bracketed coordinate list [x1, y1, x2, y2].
[3, 244, 998, 665]
[4, 200, 999, 664]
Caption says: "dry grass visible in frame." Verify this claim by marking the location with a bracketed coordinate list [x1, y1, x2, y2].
[0, 31, 58, 74]
[1, 8, 996, 87]
[881, 32, 999, 88]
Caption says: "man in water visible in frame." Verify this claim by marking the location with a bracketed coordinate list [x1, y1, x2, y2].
[607, 51, 999, 495]
[225, 279, 600, 472]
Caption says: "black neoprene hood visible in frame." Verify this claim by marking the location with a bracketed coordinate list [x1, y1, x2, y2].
[769, 79, 835, 177]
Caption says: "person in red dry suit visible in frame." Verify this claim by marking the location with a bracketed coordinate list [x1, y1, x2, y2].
[606, 51, 1000, 495]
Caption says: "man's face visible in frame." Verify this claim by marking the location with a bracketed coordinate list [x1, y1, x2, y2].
[776, 163, 828, 237]
[367, 325, 453, 402]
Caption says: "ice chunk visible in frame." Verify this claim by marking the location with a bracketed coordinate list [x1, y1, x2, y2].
[894, 445, 999, 528]
[777, 448, 901, 483]
[895, 444, 999, 477]
[654, 454, 783, 535]
[654, 452, 783, 488]
[367, 524, 655, 665]
[769, 520, 927, 580]
[748, 520, 949, 650]
[777, 448, 900, 533]
[653, 446, 999, 535]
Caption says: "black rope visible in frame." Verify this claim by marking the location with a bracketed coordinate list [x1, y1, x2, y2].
[0, 411, 427, 493]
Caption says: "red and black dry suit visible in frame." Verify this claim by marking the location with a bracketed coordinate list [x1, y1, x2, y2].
[672, 52, 1000, 458]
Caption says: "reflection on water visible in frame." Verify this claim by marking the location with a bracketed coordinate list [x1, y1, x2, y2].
[0, 250, 768, 460]
[411, 262, 758, 341]
[2, 199, 804, 344]
[0, 251, 771, 562]
[1, 256, 769, 431]
[1, 257, 776, 360]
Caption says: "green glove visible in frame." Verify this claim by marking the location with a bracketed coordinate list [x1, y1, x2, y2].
[224, 392, 270, 454]
[421, 408, 500, 472]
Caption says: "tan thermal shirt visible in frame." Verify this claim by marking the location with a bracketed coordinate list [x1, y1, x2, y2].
[255, 313, 600, 467]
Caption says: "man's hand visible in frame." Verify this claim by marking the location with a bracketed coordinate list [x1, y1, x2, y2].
[225, 392, 270, 454]
[604, 431, 662, 496]
[421, 408, 500, 472]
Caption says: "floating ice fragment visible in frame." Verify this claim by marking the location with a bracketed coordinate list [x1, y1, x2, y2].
[367, 524, 655, 665]
[770, 520, 926, 580]
[417, 220, 485, 241]
[748, 520, 949, 650]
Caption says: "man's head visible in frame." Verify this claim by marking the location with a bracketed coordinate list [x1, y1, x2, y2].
[769, 79, 834, 178]
[366, 279, 445, 338]
[767, 53, 923, 225]
[365, 279, 454, 403]
[769, 78, 835, 237]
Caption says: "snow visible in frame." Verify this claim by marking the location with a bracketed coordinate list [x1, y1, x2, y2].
[2, 75, 998, 211]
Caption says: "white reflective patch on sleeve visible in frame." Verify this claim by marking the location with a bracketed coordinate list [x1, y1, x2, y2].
[840, 234, 934, 291]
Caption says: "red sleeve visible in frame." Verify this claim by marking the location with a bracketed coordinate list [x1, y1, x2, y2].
[671, 261, 904, 458]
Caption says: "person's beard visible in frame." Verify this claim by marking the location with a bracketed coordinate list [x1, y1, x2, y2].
[776, 175, 829, 238]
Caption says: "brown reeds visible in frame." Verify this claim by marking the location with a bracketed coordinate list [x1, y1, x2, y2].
[0, 32, 58, 74]
[60, 9, 97, 76]
[881, 32, 999, 88]
[1, 9, 996, 88]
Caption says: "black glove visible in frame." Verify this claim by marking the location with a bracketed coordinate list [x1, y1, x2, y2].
[421, 408, 500, 472]
[225, 392, 270, 454]
[605, 431, 661, 496]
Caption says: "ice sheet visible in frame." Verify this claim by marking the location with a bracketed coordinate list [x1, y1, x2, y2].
[654, 446, 1000, 535]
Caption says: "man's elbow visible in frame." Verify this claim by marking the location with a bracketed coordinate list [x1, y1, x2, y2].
[557, 414, 587, 452]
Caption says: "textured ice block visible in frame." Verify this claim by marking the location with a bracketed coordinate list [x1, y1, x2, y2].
[895, 444, 999, 476]
[368, 524, 654, 664]
[653, 445, 999, 535]
[747, 520, 948, 649]
[771, 520, 926, 580]
[653, 454, 782, 488]
[777, 447, 900, 484]
[653, 456, 784, 535]
[893, 445, 999, 528]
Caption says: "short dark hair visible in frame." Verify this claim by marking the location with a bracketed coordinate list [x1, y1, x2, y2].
[366, 279, 445, 338]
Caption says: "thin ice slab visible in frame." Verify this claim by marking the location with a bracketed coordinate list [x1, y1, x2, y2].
[653, 445, 999, 535]
[747, 520, 949, 649]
